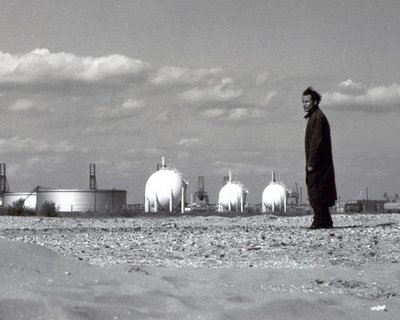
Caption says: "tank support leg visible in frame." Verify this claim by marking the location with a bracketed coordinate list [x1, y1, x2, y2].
[283, 194, 287, 213]
[169, 189, 173, 213]
[181, 187, 185, 214]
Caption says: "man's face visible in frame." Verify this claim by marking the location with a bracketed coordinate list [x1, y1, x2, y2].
[302, 94, 316, 113]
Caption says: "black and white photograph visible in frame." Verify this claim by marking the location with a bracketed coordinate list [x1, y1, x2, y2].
[0, 1, 399, 319]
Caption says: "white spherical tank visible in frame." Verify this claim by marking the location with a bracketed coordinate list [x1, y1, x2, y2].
[145, 158, 186, 213]
[218, 172, 248, 212]
[262, 172, 287, 213]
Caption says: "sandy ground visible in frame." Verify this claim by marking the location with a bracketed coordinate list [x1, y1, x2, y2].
[1, 213, 400, 319]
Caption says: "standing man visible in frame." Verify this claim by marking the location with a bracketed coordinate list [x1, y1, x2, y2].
[302, 87, 337, 229]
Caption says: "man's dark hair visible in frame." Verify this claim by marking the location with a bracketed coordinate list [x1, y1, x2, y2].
[303, 86, 322, 105]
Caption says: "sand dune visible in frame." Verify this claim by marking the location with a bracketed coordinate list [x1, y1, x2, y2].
[1, 214, 400, 319]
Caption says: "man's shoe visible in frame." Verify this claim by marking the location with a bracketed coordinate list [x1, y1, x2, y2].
[308, 222, 333, 229]
[308, 224, 333, 230]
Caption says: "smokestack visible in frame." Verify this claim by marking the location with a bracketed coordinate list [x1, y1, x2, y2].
[198, 176, 205, 192]
[0, 163, 9, 193]
[89, 164, 97, 190]
[223, 176, 229, 186]
[157, 156, 167, 171]
[271, 171, 276, 183]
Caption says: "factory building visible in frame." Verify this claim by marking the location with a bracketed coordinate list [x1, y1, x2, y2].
[0, 163, 126, 213]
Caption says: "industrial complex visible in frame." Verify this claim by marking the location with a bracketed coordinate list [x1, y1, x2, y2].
[0, 163, 126, 213]
[0, 157, 399, 215]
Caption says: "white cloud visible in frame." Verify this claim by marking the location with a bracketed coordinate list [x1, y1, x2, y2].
[96, 98, 146, 120]
[0, 48, 150, 88]
[128, 148, 160, 156]
[201, 108, 226, 119]
[151, 66, 222, 86]
[153, 110, 170, 122]
[177, 138, 200, 146]
[24, 155, 66, 172]
[8, 99, 36, 112]
[121, 98, 146, 110]
[228, 108, 248, 120]
[338, 79, 365, 91]
[0, 136, 48, 153]
[324, 81, 400, 112]
[0, 136, 86, 154]
[52, 141, 88, 153]
[200, 106, 267, 122]
[181, 77, 242, 104]
[260, 91, 278, 106]
[228, 107, 268, 121]
[256, 71, 270, 86]
[213, 160, 272, 176]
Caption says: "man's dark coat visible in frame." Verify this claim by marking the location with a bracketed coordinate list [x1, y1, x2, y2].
[305, 106, 337, 207]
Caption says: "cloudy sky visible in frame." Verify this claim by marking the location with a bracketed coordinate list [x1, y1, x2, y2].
[1, 0, 400, 204]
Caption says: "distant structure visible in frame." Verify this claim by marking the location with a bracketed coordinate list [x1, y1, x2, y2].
[89, 163, 97, 190]
[144, 157, 188, 213]
[262, 171, 287, 213]
[0, 163, 9, 193]
[0, 164, 126, 212]
[218, 171, 248, 212]
[0, 164, 34, 208]
[383, 192, 400, 213]
[194, 176, 209, 206]
[0, 164, 36, 209]
[1, 190, 37, 210]
[287, 182, 299, 206]
[223, 175, 230, 186]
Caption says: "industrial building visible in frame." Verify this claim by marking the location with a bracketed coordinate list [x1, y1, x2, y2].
[3, 159, 395, 216]
[0, 163, 126, 213]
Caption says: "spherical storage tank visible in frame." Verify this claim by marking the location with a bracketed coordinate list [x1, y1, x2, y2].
[218, 171, 248, 212]
[145, 157, 187, 213]
[262, 172, 287, 213]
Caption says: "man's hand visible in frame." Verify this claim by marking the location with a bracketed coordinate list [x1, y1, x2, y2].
[307, 165, 314, 172]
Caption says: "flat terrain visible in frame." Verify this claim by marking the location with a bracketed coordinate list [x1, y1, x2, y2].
[1, 213, 399, 319]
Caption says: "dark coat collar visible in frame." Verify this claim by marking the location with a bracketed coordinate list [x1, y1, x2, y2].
[304, 106, 319, 119]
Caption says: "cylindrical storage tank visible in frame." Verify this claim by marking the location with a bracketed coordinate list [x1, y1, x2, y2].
[384, 202, 400, 213]
[262, 172, 287, 213]
[1, 192, 37, 210]
[218, 180, 247, 212]
[36, 188, 126, 212]
[145, 168, 185, 212]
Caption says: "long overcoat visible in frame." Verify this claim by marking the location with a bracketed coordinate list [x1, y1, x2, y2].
[305, 107, 337, 207]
